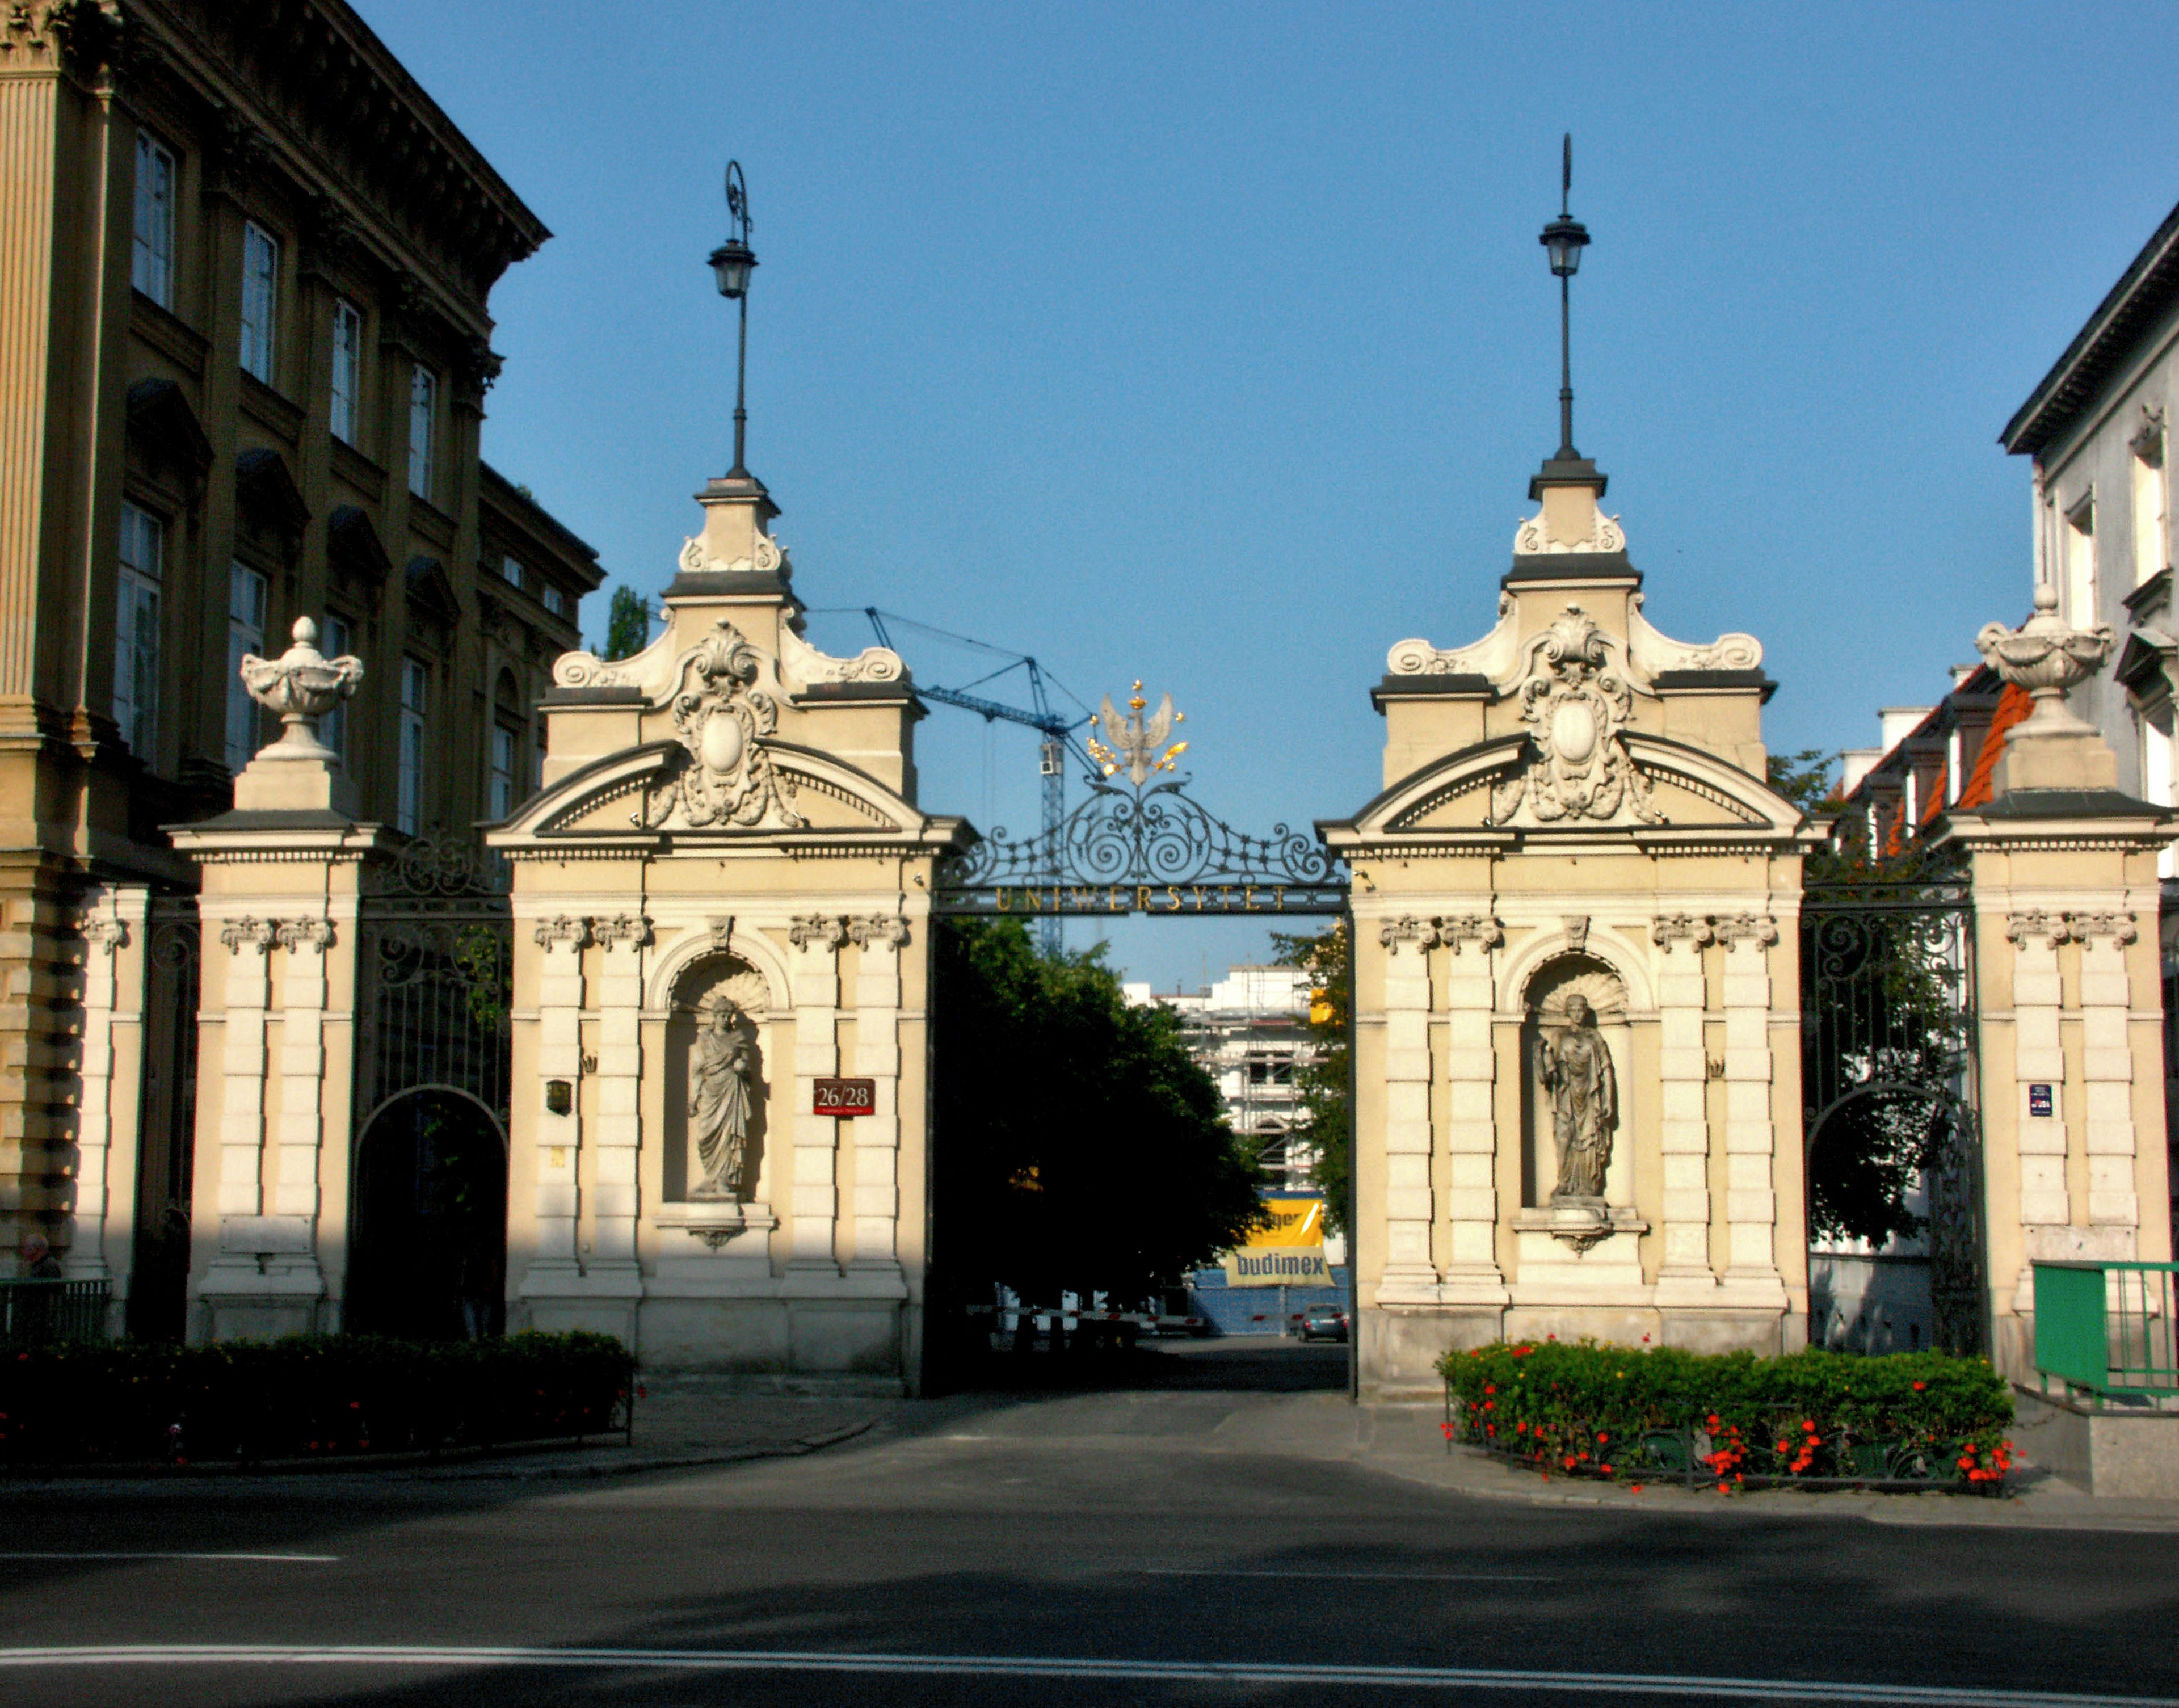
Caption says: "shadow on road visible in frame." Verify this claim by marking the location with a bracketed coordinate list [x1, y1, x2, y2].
[945, 1335, 1349, 1396]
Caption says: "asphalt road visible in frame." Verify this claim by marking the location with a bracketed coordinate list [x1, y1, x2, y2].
[0, 1340, 2173, 1708]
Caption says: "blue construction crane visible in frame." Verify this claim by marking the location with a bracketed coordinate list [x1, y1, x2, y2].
[810, 608, 1093, 952]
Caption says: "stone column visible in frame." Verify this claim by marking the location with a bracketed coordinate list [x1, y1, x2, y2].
[272, 918, 333, 1229]
[1376, 915, 1438, 1302]
[1651, 914, 1717, 1301]
[591, 913, 650, 1272]
[66, 886, 148, 1319]
[1715, 912, 1788, 1301]
[1437, 914, 1506, 1303]
[2076, 911, 2144, 1237]
[528, 915, 590, 1277]
[788, 914, 845, 1273]
[847, 914, 908, 1275]
[2005, 909, 2072, 1311]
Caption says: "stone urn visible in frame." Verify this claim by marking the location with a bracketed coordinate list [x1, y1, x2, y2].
[237, 617, 364, 764]
[1975, 582, 2115, 735]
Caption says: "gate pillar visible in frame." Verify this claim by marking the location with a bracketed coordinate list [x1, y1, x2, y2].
[168, 621, 381, 1340]
[63, 882, 149, 1333]
[1323, 452, 1822, 1396]
[490, 472, 965, 1383]
[1934, 590, 2177, 1382]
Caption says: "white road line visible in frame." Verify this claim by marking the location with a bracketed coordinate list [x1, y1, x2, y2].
[0, 1646, 2163, 1705]
[0, 1553, 338, 1564]
[1139, 1566, 1557, 1581]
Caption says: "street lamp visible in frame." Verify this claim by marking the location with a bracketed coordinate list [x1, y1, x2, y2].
[1539, 133, 1591, 460]
[708, 159, 758, 477]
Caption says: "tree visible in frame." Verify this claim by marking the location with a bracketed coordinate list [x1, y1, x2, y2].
[931, 920, 1265, 1316]
[1766, 748, 1837, 817]
[601, 586, 651, 661]
[1271, 920, 1351, 1235]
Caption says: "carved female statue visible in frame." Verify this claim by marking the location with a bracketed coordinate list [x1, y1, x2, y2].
[1538, 994, 1616, 1202]
[689, 999, 756, 1199]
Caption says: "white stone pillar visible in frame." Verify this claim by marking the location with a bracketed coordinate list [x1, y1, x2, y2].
[271, 917, 333, 1225]
[591, 914, 650, 1268]
[1715, 912, 1786, 1296]
[1652, 913, 1718, 1298]
[1377, 914, 1438, 1302]
[847, 913, 907, 1273]
[214, 916, 275, 1226]
[529, 915, 590, 1276]
[2076, 911, 2142, 1243]
[2005, 910, 2071, 1311]
[788, 914, 845, 1273]
[66, 886, 148, 1296]
[1437, 914, 1505, 1302]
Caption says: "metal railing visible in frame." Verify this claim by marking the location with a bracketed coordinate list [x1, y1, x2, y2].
[0, 1279, 112, 1349]
[2033, 1261, 2179, 1399]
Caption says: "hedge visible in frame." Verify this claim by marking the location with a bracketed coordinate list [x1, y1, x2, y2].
[0, 1332, 634, 1467]
[1440, 1340, 2016, 1490]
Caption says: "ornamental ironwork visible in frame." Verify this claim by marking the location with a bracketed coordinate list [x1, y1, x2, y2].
[935, 779, 1344, 918]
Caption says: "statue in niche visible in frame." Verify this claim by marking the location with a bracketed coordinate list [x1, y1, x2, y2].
[689, 997, 758, 1200]
[1538, 994, 1616, 1203]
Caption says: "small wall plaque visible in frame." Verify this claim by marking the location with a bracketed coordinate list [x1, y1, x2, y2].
[2028, 1083, 2054, 1119]
[545, 1079, 574, 1116]
[813, 1076, 876, 1118]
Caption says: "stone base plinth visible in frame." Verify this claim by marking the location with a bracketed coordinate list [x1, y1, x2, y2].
[2016, 1388, 2179, 1497]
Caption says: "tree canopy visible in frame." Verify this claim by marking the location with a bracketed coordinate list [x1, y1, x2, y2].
[601, 586, 650, 661]
[1271, 920, 1351, 1235]
[932, 920, 1265, 1309]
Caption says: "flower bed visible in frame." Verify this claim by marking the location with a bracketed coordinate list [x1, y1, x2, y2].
[0, 1332, 634, 1467]
[1440, 1340, 2015, 1492]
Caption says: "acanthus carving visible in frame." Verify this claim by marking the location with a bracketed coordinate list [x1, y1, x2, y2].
[1378, 916, 1439, 955]
[678, 527, 786, 578]
[594, 914, 652, 949]
[533, 915, 592, 952]
[1386, 595, 1520, 681]
[847, 915, 910, 950]
[275, 918, 333, 954]
[1651, 913, 1715, 953]
[2072, 911, 2139, 946]
[219, 917, 275, 956]
[777, 620, 905, 688]
[1490, 606, 1663, 827]
[1626, 593, 1762, 678]
[789, 914, 846, 952]
[640, 620, 805, 831]
[1516, 508, 1625, 556]
[1714, 914, 1779, 953]
[81, 915, 128, 951]
[1438, 914, 1504, 954]
[2006, 911, 2072, 950]
[3, 1, 123, 79]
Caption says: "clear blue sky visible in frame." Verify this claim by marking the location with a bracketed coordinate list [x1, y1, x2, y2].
[363, 1, 2179, 989]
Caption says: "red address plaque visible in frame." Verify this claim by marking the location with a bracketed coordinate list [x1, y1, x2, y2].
[813, 1077, 877, 1118]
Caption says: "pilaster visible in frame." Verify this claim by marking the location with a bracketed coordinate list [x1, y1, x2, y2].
[847, 913, 907, 1279]
[1437, 913, 1506, 1303]
[65, 884, 146, 1318]
[1651, 912, 1718, 1301]
[787, 913, 844, 1274]
[1715, 912, 1789, 1304]
[525, 914, 589, 1281]
[1375, 915, 1438, 1302]
[591, 912, 649, 1274]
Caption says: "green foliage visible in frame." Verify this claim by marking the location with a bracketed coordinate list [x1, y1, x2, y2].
[1271, 920, 1351, 1235]
[1766, 748, 1838, 817]
[0, 1331, 633, 1466]
[1440, 1339, 2016, 1488]
[601, 586, 651, 661]
[452, 922, 512, 1030]
[933, 919, 1265, 1307]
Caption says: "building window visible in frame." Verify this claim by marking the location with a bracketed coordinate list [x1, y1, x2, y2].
[489, 723, 518, 821]
[239, 222, 279, 385]
[2064, 495, 2096, 628]
[499, 554, 524, 590]
[320, 613, 354, 766]
[397, 658, 427, 834]
[407, 366, 436, 500]
[132, 132, 176, 308]
[2135, 423, 2169, 588]
[330, 300, 363, 445]
[114, 502, 163, 758]
[540, 583, 567, 619]
[224, 563, 268, 774]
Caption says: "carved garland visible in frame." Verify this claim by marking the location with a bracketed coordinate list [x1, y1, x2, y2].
[640, 620, 805, 832]
[1490, 606, 1663, 828]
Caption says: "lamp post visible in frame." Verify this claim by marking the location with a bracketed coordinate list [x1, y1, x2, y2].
[708, 159, 758, 477]
[1538, 132, 1591, 461]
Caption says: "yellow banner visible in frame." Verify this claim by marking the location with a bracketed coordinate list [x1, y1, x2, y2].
[1224, 1246, 1333, 1287]
[1223, 1199, 1329, 1286]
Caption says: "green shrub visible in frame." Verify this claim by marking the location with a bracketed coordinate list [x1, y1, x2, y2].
[0, 1332, 634, 1466]
[1438, 1339, 2016, 1489]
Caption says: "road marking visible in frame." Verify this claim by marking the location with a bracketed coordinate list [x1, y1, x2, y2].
[0, 1646, 2163, 1705]
[1140, 1566, 1557, 1582]
[0, 1553, 338, 1564]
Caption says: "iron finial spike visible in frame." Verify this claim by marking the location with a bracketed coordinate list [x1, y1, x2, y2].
[1562, 132, 1571, 216]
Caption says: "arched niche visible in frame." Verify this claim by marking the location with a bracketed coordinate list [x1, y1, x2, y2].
[1518, 952, 1634, 1212]
[662, 954, 773, 1205]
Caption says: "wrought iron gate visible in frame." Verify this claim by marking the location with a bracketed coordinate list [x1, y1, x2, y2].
[353, 838, 514, 1137]
[1799, 864, 1984, 1354]
[127, 897, 200, 1340]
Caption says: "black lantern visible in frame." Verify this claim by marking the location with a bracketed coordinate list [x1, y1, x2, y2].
[1540, 211, 1589, 278]
[1541, 134, 1591, 460]
[710, 160, 758, 476]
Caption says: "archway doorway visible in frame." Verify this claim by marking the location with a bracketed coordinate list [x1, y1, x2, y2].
[347, 1089, 507, 1340]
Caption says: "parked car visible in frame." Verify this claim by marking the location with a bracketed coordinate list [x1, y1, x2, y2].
[1298, 1303, 1349, 1343]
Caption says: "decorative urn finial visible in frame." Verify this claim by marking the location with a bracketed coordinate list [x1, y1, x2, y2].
[237, 617, 364, 762]
[1974, 582, 2115, 735]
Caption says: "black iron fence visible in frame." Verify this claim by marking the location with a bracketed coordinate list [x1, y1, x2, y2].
[0, 1280, 111, 1348]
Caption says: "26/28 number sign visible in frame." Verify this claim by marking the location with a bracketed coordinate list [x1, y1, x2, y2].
[813, 1077, 876, 1118]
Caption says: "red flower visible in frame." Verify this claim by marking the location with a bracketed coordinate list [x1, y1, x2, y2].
[1596, 1432, 1609, 1444]
[1630, 1482, 1644, 1493]
[1599, 1463, 1613, 1475]
[1776, 1440, 1790, 1453]
[1911, 1381, 1925, 1391]
[1484, 1384, 1496, 1395]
